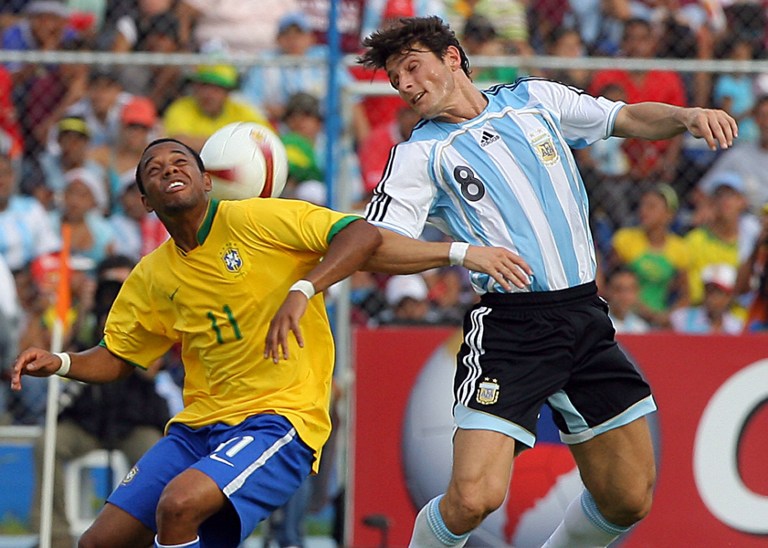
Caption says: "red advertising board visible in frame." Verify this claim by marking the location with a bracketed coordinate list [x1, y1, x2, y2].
[352, 328, 768, 547]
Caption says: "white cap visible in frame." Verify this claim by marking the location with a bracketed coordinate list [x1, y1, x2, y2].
[294, 180, 327, 206]
[702, 263, 736, 293]
[386, 274, 428, 306]
[64, 168, 108, 213]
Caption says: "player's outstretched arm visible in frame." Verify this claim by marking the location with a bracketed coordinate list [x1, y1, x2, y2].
[613, 103, 738, 150]
[265, 219, 382, 363]
[363, 228, 532, 291]
[10, 346, 135, 391]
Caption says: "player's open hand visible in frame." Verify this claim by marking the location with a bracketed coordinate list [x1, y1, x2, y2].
[264, 292, 308, 363]
[10, 348, 61, 391]
[463, 246, 532, 291]
[685, 107, 738, 151]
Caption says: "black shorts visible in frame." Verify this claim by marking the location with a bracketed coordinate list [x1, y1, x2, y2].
[453, 282, 656, 448]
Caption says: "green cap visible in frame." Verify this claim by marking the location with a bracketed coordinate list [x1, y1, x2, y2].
[189, 64, 238, 89]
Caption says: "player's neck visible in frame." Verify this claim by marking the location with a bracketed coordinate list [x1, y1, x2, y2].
[435, 87, 487, 124]
[161, 201, 211, 253]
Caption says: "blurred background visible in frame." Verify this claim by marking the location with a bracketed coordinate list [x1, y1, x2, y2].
[1, 0, 768, 546]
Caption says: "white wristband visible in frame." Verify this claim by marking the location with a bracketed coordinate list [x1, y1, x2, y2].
[289, 280, 316, 300]
[53, 352, 71, 377]
[448, 242, 470, 266]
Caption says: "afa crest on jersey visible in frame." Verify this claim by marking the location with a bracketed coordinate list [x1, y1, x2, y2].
[530, 131, 559, 166]
[220, 243, 243, 273]
[477, 377, 500, 405]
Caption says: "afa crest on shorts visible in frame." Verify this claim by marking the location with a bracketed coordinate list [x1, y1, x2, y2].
[220, 243, 244, 273]
[477, 377, 500, 405]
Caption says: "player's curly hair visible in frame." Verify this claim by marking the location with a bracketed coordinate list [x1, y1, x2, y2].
[358, 16, 470, 78]
[135, 138, 205, 195]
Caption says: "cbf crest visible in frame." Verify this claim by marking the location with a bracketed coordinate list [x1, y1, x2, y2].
[530, 131, 559, 166]
[220, 243, 243, 273]
[476, 377, 500, 405]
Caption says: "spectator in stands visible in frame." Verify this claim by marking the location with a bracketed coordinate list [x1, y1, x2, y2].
[364, 0, 446, 47]
[163, 64, 271, 152]
[49, 168, 115, 270]
[589, 17, 687, 184]
[560, 0, 630, 56]
[712, 36, 758, 142]
[39, 116, 106, 196]
[444, 0, 529, 55]
[611, 184, 690, 327]
[348, 0, 412, 131]
[109, 0, 177, 53]
[358, 105, 420, 196]
[281, 92, 325, 193]
[379, 273, 443, 325]
[60, 67, 133, 149]
[460, 14, 518, 84]
[603, 266, 650, 333]
[0, 63, 22, 158]
[177, 0, 299, 53]
[1, 1, 79, 89]
[670, 263, 743, 334]
[577, 82, 632, 232]
[114, 12, 186, 116]
[699, 95, 768, 216]
[13, 37, 89, 160]
[542, 26, 590, 90]
[737, 202, 768, 331]
[685, 171, 759, 307]
[29, 254, 170, 548]
[0, 253, 21, 421]
[0, 151, 60, 272]
[109, 179, 168, 262]
[241, 11, 369, 142]
[89, 95, 158, 212]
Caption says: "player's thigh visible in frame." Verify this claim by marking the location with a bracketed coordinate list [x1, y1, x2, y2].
[569, 417, 656, 505]
[193, 414, 314, 546]
[79, 502, 154, 548]
[107, 425, 204, 534]
[449, 428, 516, 503]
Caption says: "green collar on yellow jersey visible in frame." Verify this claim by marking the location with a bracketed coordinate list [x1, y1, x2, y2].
[197, 199, 220, 245]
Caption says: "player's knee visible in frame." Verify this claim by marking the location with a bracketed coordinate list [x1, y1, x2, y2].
[597, 480, 654, 527]
[448, 481, 507, 526]
[156, 486, 206, 528]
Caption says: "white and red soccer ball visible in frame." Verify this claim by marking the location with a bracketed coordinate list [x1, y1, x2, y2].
[200, 122, 288, 201]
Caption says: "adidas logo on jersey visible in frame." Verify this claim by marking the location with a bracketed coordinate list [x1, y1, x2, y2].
[479, 130, 499, 147]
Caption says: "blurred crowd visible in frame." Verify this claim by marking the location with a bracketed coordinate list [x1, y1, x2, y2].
[2, 0, 768, 544]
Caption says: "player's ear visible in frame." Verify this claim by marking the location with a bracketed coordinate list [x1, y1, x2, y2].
[445, 45, 461, 70]
[202, 171, 213, 192]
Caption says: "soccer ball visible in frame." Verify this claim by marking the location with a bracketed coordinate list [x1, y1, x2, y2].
[200, 122, 288, 200]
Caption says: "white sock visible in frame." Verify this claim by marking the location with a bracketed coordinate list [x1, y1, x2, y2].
[409, 495, 470, 547]
[154, 535, 201, 548]
[541, 490, 630, 548]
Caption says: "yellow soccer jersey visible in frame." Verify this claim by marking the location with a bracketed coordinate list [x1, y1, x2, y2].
[103, 198, 359, 468]
[684, 227, 739, 305]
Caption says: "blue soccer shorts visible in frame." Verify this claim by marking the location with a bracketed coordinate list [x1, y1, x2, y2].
[107, 413, 314, 547]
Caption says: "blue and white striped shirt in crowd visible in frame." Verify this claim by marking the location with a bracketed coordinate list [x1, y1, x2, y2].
[366, 78, 625, 294]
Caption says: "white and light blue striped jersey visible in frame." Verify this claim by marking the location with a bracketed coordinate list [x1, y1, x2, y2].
[365, 78, 625, 293]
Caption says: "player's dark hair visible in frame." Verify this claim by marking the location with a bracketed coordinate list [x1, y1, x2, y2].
[358, 16, 470, 78]
[135, 138, 205, 195]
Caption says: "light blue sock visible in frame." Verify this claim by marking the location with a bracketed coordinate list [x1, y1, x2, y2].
[409, 494, 470, 547]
